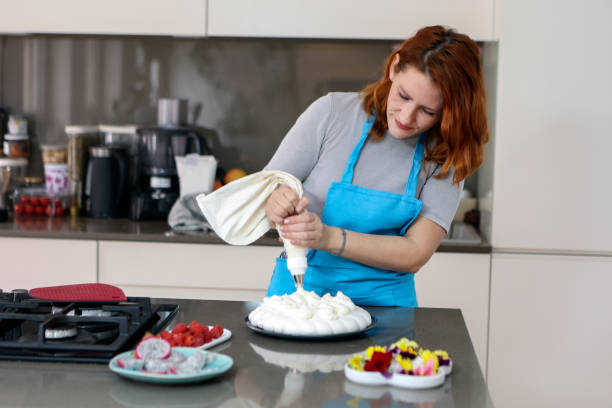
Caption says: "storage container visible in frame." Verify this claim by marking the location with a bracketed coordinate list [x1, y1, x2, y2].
[41, 144, 68, 164]
[12, 184, 69, 218]
[66, 125, 99, 215]
[3, 134, 29, 158]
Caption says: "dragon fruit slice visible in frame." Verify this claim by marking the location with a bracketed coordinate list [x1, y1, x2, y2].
[135, 337, 171, 360]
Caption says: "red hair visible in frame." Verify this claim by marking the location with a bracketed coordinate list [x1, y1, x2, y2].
[361, 25, 489, 184]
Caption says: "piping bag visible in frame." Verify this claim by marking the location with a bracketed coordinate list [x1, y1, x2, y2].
[196, 170, 308, 289]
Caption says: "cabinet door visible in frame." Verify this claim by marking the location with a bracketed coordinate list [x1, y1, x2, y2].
[491, 1, 612, 252]
[488, 254, 612, 408]
[208, 0, 496, 41]
[415, 252, 490, 377]
[0, 0, 206, 36]
[98, 241, 281, 300]
[0, 237, 97, 290]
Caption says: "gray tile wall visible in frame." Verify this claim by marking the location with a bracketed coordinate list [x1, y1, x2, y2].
[0, 35, 482, 193]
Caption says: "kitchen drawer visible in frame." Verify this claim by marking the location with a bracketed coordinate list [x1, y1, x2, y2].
[0, 237, 96, 290]
[98, 241, 281, 300]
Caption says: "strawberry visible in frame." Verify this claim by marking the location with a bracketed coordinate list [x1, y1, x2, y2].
[211, 325, 224, 339]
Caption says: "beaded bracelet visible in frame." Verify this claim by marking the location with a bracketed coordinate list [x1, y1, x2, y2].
[335, 228, 347, 256]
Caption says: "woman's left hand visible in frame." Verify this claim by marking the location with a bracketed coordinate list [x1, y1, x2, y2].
[278, 211, 331, 250]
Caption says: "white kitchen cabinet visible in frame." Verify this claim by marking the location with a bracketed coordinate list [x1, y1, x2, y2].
[0, 237, 96, 290]
[98, 241, 281, 300]
[208, 0, 497, 41]
[491, 0, 612, 252]
[488, 253, 612, 408]
[415, 252, 490, 377]
[0, 0, 207, 36]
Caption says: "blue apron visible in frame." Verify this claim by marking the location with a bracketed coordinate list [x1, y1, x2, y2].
[266, 115, 425, 307]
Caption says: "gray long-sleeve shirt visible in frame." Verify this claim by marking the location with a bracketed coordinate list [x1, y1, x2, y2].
[264, 92, 462, 232]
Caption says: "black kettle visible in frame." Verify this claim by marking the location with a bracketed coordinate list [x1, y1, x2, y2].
[85, 145, 128, 218]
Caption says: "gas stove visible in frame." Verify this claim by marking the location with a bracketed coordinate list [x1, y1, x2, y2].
[0, 289, 178, 363]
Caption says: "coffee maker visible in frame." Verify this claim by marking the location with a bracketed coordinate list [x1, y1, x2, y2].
[129, 99, 210, 220]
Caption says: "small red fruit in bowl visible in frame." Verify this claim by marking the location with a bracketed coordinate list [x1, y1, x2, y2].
[54, 204, 65, 217]
[24, 204, 34, 215]
[13, 204, 24, 214]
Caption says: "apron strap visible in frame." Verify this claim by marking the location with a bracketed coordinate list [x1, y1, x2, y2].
[341, 114, 426, 199]
[404, 132, 427, 197]
[341, 115, 375, 184]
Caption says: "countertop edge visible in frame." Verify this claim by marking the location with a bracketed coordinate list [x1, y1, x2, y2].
[0, 227, 492, 253]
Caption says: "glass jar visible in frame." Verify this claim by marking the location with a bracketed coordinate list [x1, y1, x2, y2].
[66, 125, 100, 215]
[0, 157, 28, 218]
[41, 144, 68, 164]
[3, 134, 29, 158]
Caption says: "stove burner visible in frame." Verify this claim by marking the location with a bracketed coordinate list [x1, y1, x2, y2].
[50, 307, 112, 317]
[0, 290, 179, 363]
[81, 309, 112, 317]
[51, 306, 74, 315]
[45, 323, 78, 340]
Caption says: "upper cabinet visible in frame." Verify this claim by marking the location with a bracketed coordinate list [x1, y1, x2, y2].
[0, 0, 496, 40]
[0, 0, 207, 36]
[208, 0, 497, 41]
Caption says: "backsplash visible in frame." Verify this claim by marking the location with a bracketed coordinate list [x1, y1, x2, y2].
[0, 34, 483, 194]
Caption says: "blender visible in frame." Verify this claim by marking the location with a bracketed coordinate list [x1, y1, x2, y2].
[129, 99, 210, 220]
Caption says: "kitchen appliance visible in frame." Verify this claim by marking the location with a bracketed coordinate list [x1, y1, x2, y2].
[85, 145, 128, 218]
[157, 98, 188, 126]
[129, 99, 210, 220]
[99, 125, 139, 211]
[0, 288, 178, 363]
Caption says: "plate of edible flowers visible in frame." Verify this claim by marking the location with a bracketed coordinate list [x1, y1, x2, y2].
[344, 338, 452, 389]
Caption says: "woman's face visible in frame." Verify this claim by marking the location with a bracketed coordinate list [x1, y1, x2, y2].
[386, 57, 442, 139]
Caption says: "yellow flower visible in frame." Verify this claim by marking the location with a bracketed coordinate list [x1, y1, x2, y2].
[395, 355, 413, 372]
[365, 346, 386, 359]
[420, 349, 439, 374]
[348, 354, 364, 371]
[433, 350, 450, 360]
[391, 338, 419, 352]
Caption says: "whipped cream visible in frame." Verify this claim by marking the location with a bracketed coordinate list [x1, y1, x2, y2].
[248, 289, 372, 335]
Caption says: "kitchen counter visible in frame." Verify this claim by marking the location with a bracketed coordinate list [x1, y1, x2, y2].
[0, 217, 492, 253]
[0, 299, 493, 408]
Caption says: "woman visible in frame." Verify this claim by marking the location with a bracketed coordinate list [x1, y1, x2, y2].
[264, 25, 489, 307]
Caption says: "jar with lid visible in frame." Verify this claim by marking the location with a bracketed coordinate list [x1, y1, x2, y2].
[66, 125, 100, 215]
[40, 144, 69, 198]
[3, 134, 29, 158]
[40, 144, 68, 164]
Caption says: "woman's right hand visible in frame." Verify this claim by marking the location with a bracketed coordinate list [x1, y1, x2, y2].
[266, 185, 308, 226]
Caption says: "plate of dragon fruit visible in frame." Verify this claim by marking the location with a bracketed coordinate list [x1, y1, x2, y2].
[109, 336, 233, 384]
[344, 338, 452, 389]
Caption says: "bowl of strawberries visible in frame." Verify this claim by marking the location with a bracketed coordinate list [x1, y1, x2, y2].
[152, 320, 231, 350]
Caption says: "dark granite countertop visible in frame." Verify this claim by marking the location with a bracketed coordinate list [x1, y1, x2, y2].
[0, 216, 491, 253]
[0, 299, 493, 408]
